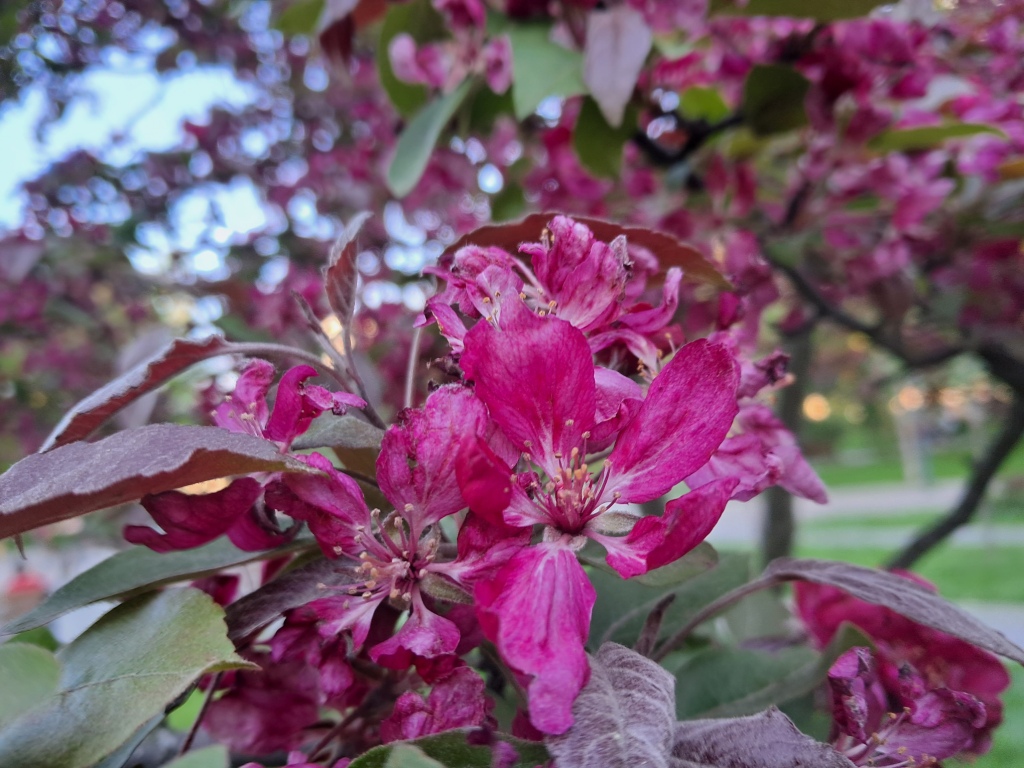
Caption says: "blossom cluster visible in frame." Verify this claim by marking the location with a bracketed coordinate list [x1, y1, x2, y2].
[125, 216, 825, 757]
[119, 215, 1010, 766]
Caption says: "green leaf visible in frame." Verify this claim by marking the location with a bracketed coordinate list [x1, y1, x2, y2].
[489, 183, 527, 222]
[589, 552, 752, 648]
[741, 64, 810, 136]
[90, 713, 163, 768]
[2, 535, 312, 636]
[709, 0, 887, 21]
[0, 644, 60, 729]
[349, 730, 550, 768]
[0, 589, 253, 768]
[508, 24, 587, 120]
[388, 80, 475, 198]
[291, 414, 384, 452]
[273, 0, 325, 34]
[868, 122, 1004, 152]
[696, 624, 872, 719]
[634, 541, 719, 588]
[376, 0, 447, 117]
[573, 97, 637, 179]
[385, 744, 445, 768]
[678, 86, 731, 123]
[674, 645, 816, 718]
[162, 745, 230, 768]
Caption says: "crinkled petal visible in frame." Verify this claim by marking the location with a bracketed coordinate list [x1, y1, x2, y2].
[370, 593, 461, 670]
[264, 365, 330, 445]
[213, 360, 274, 436]
[440, 511, 532, 587]
[475, 542, 595, 734]
[266, 452, 377, 558]
[619, 266, 682, 333]
[378, 385, 488, 535]
[125, 477, 264, 553]
[606, 340, 738, 503]
[595, 478, 736, 579]
[684, 433, 782, 502]
[461, 307, 596, 476]
[380, 666, 490, 743]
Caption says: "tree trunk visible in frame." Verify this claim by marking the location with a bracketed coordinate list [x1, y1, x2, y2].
[761, 327, 813, 567]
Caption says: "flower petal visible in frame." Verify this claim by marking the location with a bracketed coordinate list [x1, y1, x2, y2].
[378, 385, 488, 535]
[125, 477, 264, 552]
[461, 308, 596, 476]
[597, 478, 736, 579]
[606, 339, 739, 503]
[475, 542, 595, 734]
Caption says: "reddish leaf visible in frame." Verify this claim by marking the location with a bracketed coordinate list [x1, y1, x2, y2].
[225, 556, 360, 643]
[0, 424, 312, 540]
[583, 6, 652, 128]
[323, 211, 372, 327]
[40, 336, 232, 452]
[765, 558, 1024, 665]
[546, 643, 676, 768]
[671, 707, 855, 767]
[443, 213, 731, 289]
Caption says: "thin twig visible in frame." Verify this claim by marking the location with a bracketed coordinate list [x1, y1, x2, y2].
[292, 293, 387, 429]
[652, 576, 780, 662]
[178, 671, 223, 756]
[886, 392, 1024, 570]
[404, 325, 423, 410]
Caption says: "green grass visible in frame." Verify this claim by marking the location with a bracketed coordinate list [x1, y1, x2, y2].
[792, 545, 1024, 603]
[802, 512, 945, 530]
[810, 440, 1024, 488]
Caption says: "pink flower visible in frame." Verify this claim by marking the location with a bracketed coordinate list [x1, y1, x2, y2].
[827, 647, 989, 766]
[380, 666, 492, 742]
[797, 575, 1010, 757]
[124, 361, 364, 552]
[456, 299, 739, 733]
[265, 386, 512, 670]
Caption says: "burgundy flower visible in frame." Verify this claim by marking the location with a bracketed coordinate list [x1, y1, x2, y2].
[380, 666, 492, 743]
[827, 647, 989, 766]
[266, 386, 513, 670]
[797, 575, 1010, 759]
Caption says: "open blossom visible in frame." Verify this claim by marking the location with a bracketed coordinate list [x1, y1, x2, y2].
[455, 297, 739, 733]
[423, 214, 682, 369]
[124, 361, 364, 552]
[265, 385, 512, 671]
[797, 575, 1010, 759]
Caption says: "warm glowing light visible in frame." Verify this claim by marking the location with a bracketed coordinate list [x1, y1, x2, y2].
[897, 386, 925, 411]
[846, 333, 869, 353]
[178, 478, 231, 495]
[803, 393, 832, 421]
[939, 388, 966, 411]
[320, 314, 343, 340]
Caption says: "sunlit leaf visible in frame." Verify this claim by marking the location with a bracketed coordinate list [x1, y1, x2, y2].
[508, 23, 586, 120]
[387, 80, 474, 198]
[0, 589, 253, 768]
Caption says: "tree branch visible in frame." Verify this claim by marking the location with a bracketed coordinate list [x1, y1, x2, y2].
[886, 392, 1024, 570]
[763, 253, 964, 369]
